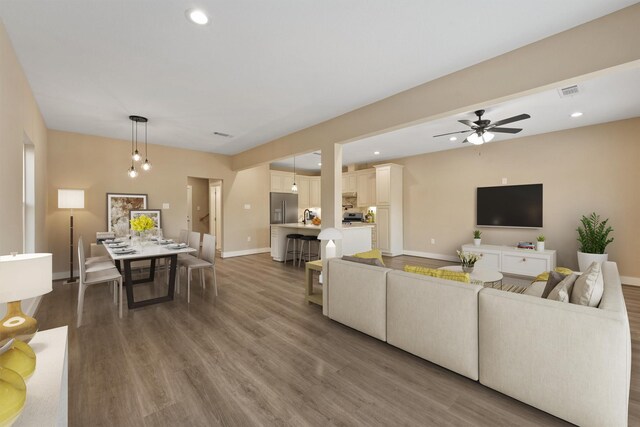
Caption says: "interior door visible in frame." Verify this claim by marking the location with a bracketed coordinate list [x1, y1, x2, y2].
[187, 185, 193, 232]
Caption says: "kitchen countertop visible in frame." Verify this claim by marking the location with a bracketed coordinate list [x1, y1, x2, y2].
[271, 223, 374, 229]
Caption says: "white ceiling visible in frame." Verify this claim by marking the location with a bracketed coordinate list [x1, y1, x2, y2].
[1, 1, 637, 155]
[271, 64, 640, 171]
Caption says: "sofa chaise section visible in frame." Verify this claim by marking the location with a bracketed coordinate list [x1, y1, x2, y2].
[386, 270, 483, 380]
[479, 261, 631, 427]
[326, 258, 391, 341]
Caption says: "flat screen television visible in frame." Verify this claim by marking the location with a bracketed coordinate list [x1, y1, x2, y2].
[476, 184, 543, 228]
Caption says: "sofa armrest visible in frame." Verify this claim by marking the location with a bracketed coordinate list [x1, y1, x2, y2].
[326, 258, 391, 341]
[479, 288, 630, 427]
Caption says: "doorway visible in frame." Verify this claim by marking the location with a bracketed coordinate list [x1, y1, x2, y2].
[187, 177, 222, 250]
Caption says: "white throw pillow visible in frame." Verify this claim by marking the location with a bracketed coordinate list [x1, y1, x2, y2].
[547, 273, 579, 303]
[570, 262, 604, 307]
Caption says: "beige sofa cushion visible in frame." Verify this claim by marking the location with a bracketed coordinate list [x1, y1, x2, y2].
[571, 261, 604, 307]
[547, 273, 578, 302]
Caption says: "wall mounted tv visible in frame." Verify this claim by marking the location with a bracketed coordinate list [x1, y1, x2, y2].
[476, 184, 543, 228]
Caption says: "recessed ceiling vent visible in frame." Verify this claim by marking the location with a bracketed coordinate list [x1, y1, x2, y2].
[558, 84, 580, 98]
[213, 131, 233, 138]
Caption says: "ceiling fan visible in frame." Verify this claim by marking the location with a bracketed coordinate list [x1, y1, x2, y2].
[434, 109, 531, 145]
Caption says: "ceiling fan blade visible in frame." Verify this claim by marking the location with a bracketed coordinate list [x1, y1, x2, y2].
[489, 113, 531, 127]
[433, 130, 471, 138]
[458, 120, 477, 128]
[489, 127, 522, 134]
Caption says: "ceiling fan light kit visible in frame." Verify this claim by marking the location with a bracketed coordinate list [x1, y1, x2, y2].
[435, 109, 530, 146]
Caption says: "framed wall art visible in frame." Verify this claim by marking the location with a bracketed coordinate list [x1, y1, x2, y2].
[106, 193, 147, 235]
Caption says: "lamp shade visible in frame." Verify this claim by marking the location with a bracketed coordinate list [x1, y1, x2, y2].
[318, 227, 343, 241]
[58, 189, 84, 209]
[0, 254, 52, 303]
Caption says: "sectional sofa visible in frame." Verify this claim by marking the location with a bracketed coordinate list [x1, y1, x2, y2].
[324, 258, 631, 427]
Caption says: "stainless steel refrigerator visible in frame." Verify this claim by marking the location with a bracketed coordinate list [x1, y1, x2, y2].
[270, 192, 298, 224]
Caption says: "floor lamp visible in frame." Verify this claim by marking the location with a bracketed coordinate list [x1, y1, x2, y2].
[58, 189, 84, 284]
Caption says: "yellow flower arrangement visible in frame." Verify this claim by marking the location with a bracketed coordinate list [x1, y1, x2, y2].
[130, 214, 155, 232]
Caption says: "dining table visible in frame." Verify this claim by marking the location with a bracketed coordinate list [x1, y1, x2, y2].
[102, 239, 196, 309]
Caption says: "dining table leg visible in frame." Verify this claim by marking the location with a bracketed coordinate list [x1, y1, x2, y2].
[123, 254, 179, 309]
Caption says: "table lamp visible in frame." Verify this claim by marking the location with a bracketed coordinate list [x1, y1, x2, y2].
[0, 253, 52, 378]
[318, 227, 343, 259]
[58, 189, 84, 284]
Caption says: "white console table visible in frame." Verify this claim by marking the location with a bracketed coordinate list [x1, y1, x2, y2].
[15, 326, 68, 427]
[462, 243, 556, 278]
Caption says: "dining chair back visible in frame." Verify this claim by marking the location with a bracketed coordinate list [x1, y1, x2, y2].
[178, 229, 188, 244]
[177, 233, 218, 303]
[77, 238, 123, 327]
[188, 231, 201, 257]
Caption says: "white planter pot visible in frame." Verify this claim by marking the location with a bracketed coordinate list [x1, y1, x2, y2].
[473, 239, 481, 247]
[577, 251, 608, 272]
[536, 241, 545, 252]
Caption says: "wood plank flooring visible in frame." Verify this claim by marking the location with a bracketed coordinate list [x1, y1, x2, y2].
[36, 254, 640, 426]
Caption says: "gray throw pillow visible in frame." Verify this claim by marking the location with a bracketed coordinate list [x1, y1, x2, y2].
[342, 255, 385, 268]
[541, 271, 568, 299]
[547, 273, 579, 302]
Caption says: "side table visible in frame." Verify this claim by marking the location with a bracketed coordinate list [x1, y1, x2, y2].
[304, 260, 323, 306]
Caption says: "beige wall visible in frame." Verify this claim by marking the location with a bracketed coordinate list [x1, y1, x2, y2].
[187, 177, 210, 234]
[394, 118, 640, 278]
[47, 130, 270, 274]
[0, 21, 48, 255]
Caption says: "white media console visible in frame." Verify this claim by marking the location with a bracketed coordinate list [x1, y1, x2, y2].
[462, 243, 556, 278]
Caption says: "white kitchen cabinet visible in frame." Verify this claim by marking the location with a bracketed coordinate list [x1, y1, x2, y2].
[270, 171, 296, 193]
[309, 177, 321, 207]
[356, 170, 376, 207]
[297, 176, 310, 207]
[270, 227, 281, 260]
[374, 164, 403, 256]
[342, 172, 357, 193]
[461, 243, 557, 278]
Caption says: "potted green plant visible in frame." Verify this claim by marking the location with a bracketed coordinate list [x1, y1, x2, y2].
[473, 230, 482, 246]
[536, 235, 545, 252]
[576, 212, 614, 271]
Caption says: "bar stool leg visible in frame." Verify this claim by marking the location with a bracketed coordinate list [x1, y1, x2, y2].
[284, 238, 291, 264]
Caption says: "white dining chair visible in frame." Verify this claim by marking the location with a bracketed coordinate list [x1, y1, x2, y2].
[76, 243, 123, 327]
[78, 236, 113, 272]
[178, 229, 189, 244]
[176, 231, 201, 293]
[177, 233, 218, 303]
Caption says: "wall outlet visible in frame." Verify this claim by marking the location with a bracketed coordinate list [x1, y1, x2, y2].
[196, 205, 201, 211]
[431, 238, 436, 245]
[502, 177, 508, 184]
[162, 203, 170, 209]
[247, 236, 251, 242]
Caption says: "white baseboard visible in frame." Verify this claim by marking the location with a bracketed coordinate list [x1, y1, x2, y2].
[621, 276, 640, 287]
[221, 247, 271, 258]
[402, 250, 458, 263]
[53, 270, 79, 281]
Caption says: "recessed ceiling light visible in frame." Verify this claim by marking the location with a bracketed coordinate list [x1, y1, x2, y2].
[449, 136, 457, 141]
[186, 9, 209, 25]
[373, 151, 380, 155]
[571, 112, 583, 118]
[318, 162, 322, 166]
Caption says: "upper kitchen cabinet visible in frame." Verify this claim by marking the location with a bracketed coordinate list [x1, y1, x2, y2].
[356, 169, 376, 207]
[309, 177, 321, 207]
[342, 172, 358, 193]
[297, 176, 310, 207]
[270, 171, 295, 193]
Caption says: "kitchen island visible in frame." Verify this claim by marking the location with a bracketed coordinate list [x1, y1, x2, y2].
[270, 223, 374, 262]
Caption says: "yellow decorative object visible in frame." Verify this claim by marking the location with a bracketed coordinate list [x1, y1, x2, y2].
[0, 340, 36, 380]
[354, 249, 385, 266]
[404, 265, 470, 284]
[533, 267, 574, 283]
[130, 214, 155, 232]
[0, 301, 37, 347]
[0, 366, 26, 427]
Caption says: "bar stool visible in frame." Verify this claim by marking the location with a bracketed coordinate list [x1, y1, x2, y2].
[284, 234, 303, 265]
[298, 235, 320, 267]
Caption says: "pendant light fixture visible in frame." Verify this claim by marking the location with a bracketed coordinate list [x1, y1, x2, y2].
[291, 155, 298, 193]
[128, 115, 151, 177]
